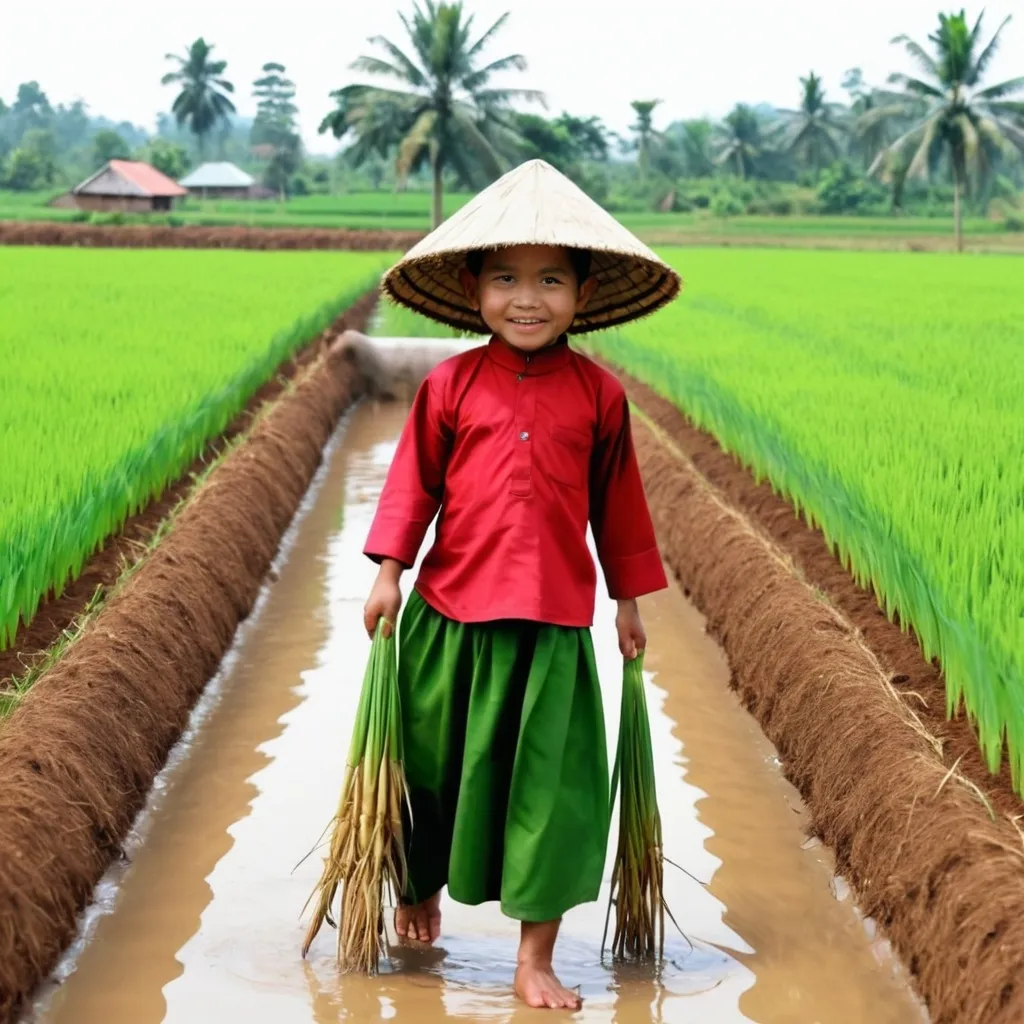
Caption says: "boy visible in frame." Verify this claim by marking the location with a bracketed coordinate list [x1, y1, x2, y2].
[362, 160, 680, 1010]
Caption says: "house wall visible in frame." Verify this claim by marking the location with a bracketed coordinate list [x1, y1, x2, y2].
[71, 195, 177, 213]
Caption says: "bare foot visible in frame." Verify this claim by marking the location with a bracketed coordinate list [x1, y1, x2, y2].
[514, 961, 581, 1011]
[394, 890, 442, 943]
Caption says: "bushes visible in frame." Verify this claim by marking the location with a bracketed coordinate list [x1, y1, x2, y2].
[746, 196, 797, 216]
[814, 161, 888, 215]
[710, 191, 745, 218]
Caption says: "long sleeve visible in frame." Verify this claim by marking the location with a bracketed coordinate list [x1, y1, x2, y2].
[364, 371, 452, 569]
[589, 387, 668, 600]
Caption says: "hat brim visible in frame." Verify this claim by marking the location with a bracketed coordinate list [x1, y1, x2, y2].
[383, 242, 681, 336]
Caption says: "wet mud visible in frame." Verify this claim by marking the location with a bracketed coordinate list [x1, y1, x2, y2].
[30, 399, 921, 1024]
[628, 413, 1024, 1024]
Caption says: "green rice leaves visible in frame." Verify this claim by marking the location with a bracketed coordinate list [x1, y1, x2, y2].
[605, 651, 669, 960]
[604, 247, 1024, 792]
[0, 247, 391, 653]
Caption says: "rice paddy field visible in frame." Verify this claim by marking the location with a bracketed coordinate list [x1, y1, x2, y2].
[5, 233, 1024, 1021]
[3, 188, 1018, 250]
[600, 247, 1024, 788]
[0, 246, 392, 650]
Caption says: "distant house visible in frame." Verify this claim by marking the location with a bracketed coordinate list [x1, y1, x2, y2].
[179, 162, 258, 200]
[59, 160, 187, 212]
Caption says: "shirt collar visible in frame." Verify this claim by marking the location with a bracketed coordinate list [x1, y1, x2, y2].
[487, 335, 572, 376]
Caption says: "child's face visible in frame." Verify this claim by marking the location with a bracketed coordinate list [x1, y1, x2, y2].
[459, 245, 596, 352]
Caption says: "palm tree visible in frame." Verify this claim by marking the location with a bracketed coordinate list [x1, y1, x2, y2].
[630, 100, 662, 181]
[843, 69, 898, 170]
[161, 38, 236, 158]
[864, 10, 1024, 251]
[319, 1, 544, 228]
[778, 72, 848, 177]
[670, 119, 715, 178]
[714, 104, 762, 179]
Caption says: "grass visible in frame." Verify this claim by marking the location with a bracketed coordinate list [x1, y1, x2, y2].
[600, 247, 1024, 790]
[0, 189, 473, 232]
[0, 246, 394, 650]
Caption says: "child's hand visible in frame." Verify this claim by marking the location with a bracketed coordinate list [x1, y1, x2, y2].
[616, 599, 647, 660]
[364, 559, 404, 639]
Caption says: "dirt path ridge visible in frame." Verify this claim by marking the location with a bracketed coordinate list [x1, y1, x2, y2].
[0, 222, 423, 251]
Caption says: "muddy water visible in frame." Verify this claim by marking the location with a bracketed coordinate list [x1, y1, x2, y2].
[32, 394, 924, 1024]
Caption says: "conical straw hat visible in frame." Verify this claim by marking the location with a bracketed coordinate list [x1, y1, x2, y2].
[383, 159, 681, 335]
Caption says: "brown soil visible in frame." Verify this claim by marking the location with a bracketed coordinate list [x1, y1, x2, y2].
[0, 293, 377, 691]
[0, 307, 377, 1023]
[609, 365, 1024, 821]
[0, 221, 423, 251]
[623, 381, 1024, 1023]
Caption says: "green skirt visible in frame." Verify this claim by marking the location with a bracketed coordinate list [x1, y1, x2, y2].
[398, 588, 610, 922]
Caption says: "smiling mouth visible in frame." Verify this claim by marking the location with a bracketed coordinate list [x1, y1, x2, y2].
[508, 317, 547, 325]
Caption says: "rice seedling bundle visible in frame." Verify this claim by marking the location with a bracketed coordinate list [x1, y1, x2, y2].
[606, 651, 668, 959]
[302, 620, 407, 973]
[601, 247, 1024, 789]
[0, 246, 393, 651]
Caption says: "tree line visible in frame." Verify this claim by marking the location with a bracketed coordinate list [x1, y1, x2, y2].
[2, 2, 1022, 246]
[319, 1, 1023, 248]
[0, 46, 308, 199]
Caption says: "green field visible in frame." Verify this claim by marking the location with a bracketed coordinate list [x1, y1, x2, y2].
[599, 248, 1024, 786]
[1, 189, 1014, 249]
[0, 189, 474, 232]
[0, 246, 392, 650]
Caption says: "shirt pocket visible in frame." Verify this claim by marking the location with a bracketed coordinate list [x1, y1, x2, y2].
[547, 425, 592, 490]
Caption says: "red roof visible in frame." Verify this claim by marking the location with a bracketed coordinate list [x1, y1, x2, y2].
[108, 160, 187, 197]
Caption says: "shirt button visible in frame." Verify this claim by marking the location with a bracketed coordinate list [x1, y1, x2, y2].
[519, 431, 530, 441]
[517, 373, 523, 382]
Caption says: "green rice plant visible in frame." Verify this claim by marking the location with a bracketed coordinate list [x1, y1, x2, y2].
[0, 247, 394, 651]
[302, 620, 408, 973]
[602, 247, 1024, 790]
[605, 651, 669, 959]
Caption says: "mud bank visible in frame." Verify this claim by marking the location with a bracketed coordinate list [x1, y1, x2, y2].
[0, 312, 381, 1021]
[0, 222, 423, 251]
[627, 406, 1024, 1024]
[0, 294, 377, 691]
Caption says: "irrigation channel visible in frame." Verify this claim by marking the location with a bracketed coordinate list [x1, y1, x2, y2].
[27, 340, 923, 1024]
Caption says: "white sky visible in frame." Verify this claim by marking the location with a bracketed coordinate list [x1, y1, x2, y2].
[2, 0, 1022, 154]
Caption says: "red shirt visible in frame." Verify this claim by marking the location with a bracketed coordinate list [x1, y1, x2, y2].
[364, 336, 667, 627]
